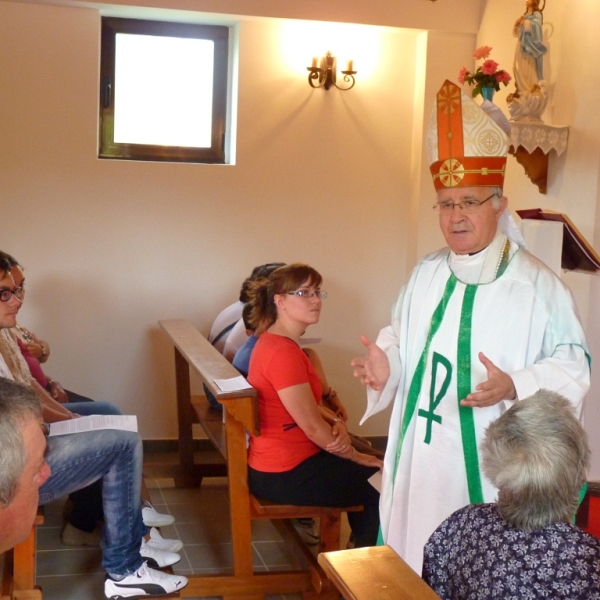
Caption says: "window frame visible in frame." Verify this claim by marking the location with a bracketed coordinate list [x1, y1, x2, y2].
[99, 17, 229, 163]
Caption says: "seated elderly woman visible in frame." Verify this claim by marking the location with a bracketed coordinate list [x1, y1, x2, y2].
[422, 389, 600, 599]
[245, 263, 382, 548]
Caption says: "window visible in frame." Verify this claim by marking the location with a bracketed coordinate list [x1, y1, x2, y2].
[99, 18, 229, 163]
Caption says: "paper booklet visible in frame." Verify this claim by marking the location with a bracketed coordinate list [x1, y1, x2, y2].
[48, 415, 138, 437]
[517, 208, 600, 273]
[213, 376, 253, 393]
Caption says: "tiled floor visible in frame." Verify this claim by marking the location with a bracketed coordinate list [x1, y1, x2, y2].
[33, 459, 349, 600]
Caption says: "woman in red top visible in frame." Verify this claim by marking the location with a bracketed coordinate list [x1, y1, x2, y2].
[246, 263, 382, 547]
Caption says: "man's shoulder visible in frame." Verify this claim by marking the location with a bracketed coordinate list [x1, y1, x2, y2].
[419, 247, 449, 264]
[508, 246, 569, 289]
[408, 247, 448, 279]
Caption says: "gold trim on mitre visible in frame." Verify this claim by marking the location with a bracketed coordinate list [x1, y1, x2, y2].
[430, 157, 507, 191]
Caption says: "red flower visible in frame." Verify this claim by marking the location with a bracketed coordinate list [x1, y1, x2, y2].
[473, 46, 492, 60]
[481, 60, 499, 75]
[458, 67, 468, 85]
[495, 70, 512, 83]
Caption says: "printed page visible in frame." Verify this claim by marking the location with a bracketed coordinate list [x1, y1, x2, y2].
[48, 415, 138, 437]
[213, 376, 253, 392]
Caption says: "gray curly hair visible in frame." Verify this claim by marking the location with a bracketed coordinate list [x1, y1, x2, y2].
[481, 389, 588, 531]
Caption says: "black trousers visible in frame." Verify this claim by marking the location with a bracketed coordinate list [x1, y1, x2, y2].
[248, 450, 380, 548]
[68, 479, 103, 532]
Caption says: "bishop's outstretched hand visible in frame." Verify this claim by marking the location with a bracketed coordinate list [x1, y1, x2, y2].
[351, 335, 390, 391]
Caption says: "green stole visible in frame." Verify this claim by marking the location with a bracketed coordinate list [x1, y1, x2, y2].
[392, 238, 511, 502]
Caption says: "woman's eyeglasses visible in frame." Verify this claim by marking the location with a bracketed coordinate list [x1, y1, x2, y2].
[0, 285, 24, 303]
[287, 290, 328, 299]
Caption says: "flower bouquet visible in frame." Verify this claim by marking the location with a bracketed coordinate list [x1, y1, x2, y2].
[458, 46, 512, 99]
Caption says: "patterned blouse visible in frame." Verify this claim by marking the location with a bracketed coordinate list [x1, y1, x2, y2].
[423, 503, 600, 599]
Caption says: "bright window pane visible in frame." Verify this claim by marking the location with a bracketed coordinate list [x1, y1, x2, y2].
[114, 34, 214, 147]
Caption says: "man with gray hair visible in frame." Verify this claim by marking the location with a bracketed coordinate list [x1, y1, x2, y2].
[0, 378, 50, 554]
[423, 390, 600, 599]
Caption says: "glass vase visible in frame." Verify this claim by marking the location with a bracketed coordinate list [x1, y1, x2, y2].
[481, 87, 495, 102]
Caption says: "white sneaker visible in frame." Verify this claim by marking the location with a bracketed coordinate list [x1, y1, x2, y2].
[105, 562, 188, 598]
[141, 501, 175, 527]
[140, 539, 181, 568]
[146, 527, 183, 553]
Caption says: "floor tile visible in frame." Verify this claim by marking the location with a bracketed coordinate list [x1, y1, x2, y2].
[181, 542, 235, 573]
[159, 486, 220, 504]
[37, 526, 66, 551]
[37, 573, 107, 600]
[37, 547, 104, 577]
[251, 519, 283, 542]
[252, 541, 305, 570]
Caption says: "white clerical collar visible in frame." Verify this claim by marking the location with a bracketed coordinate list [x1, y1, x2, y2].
[448, 231, 508, 284]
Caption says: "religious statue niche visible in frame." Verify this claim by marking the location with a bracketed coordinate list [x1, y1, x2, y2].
[506, 0, 570, 194]
[507, 0, 548, 122]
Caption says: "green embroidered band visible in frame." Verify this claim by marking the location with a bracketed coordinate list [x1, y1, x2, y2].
[457, 284, 484, 504]
[393, 274, 458, 484]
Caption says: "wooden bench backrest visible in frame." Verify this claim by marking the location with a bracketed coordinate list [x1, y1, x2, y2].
[159, 319, 259, 435]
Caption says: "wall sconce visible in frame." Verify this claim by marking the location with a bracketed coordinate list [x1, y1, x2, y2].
[307, 52, 356, 91]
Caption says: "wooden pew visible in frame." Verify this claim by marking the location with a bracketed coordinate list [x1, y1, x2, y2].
[1, 509, 44, 600]
[160, 319, 362, 599]
[318, 546, 440, 600]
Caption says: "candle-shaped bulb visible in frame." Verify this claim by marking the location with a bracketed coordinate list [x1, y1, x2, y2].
[347, 59, 354, 72]
[311, 57, 318, 68]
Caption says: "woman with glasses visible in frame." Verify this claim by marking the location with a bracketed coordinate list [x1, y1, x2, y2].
[245, 263, 382, 548]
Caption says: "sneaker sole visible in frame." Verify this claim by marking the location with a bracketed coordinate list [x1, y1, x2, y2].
[105, 579, 186, 599]
[142, 517, 175, 527]
[146, 541, 184, 553]
[141, 555, 181, 569]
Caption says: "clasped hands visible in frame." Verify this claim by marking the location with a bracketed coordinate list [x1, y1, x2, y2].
[326, 420, 384, 469]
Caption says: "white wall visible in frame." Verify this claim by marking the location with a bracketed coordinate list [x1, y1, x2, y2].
[0, 0, 431, 439]
[478, 0, 600, 477]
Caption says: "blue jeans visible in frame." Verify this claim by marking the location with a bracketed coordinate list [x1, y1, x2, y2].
[67, 401, 123, 416]
[39, 429, 146, 575]
[64, 401, 124, 532]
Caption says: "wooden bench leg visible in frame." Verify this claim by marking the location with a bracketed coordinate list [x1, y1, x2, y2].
[12, 526, 36, 591]
[319, 513, 342, 553]
[174, 348, 204, 487]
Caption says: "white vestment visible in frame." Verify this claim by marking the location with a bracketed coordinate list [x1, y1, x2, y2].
[361, 233, 590, 572]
